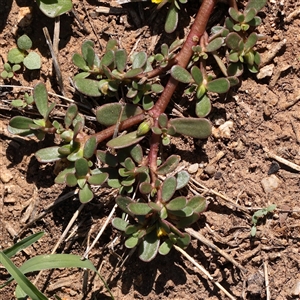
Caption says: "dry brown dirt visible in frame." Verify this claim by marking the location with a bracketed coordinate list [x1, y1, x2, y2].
[1, 0, 300, 299]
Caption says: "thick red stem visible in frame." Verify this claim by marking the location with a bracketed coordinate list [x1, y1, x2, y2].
[149, 0, 216, 119]
[92, 113, 146, 144]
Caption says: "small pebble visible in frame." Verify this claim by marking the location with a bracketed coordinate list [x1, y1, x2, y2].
[268, 161, 280, 175]
[257, 64, 274, 79]
[214, 172, 222, 180]
[0, 169, 14, 183]
[188, 163, 198, 174]
[261, 174, 281, 193]
[204, 165, 216, 176]
[291, 280, 300, 296]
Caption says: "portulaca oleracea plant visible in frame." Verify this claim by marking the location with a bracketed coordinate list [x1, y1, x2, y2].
[7, 0, 267, 261]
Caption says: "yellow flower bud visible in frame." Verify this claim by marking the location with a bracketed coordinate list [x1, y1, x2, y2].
[152, 0, 163, 3]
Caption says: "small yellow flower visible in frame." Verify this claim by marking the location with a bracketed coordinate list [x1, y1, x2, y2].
[152, 0, 163, 4]
[157, 227, 168, 237]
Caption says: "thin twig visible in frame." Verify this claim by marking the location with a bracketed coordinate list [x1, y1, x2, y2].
[83, 2, 102, 50]
[264, 260, 271, 300]
[185, 228, 247, 273]
[264, 147, 300, 172]
[174, 245, 236, 300]
[82, 204, 118, 259]
[43, 27, 65, 95]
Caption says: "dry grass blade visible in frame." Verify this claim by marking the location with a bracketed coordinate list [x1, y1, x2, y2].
[82, 204, 118, 259]
[264, 147, 300, 172]
[174, 245, 236, 300]
[43, 27, 65, 95]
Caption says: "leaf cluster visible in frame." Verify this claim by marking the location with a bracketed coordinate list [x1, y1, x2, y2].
[251, 204, 276, 236]
[1, 34, 41, 79]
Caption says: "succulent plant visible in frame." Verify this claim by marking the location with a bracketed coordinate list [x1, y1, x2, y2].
[7, 0, 267, 261]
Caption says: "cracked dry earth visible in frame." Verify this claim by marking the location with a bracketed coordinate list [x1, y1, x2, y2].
[1, 0, 300, 299]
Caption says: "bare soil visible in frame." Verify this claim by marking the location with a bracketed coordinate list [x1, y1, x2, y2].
[1, 0, 300, 299]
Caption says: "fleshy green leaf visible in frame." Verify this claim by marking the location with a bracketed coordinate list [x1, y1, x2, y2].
[165, 3, 178, 33]
[191, 66, 203, 85]
[115, 49, 127, 72]
[132, 51, 147, 69]
[139, 182, 152, 194]
[33, 83, 48, 118]
[75, 158, 89, 177]
[159, 239, 174, 255]
[227, 62, 244, 76]
[171, 65, 192, 83]
[177, 213, 200, 228]
[79, 184, 93, 203]
[128, 203, 153, 215]
[130, 144, 143, 164]
[166, 196, 186, 211]
[83, 136, 97, 159]
[112, 217, 128, 231]
[125, 236, 139, 248]
[36, 0, 72, 17]
[74, 78, 101, 97]
[17, 34, 32, 50]
[138, 230, 160, 262]
[175, 170, 190, 190]
[244, 7, 257, 23]
[96, 103, 143, 126]
[72, 53, 88, 71]
[124, 68, 143, 78]
[23, 52, 41, 70]
[116, 196, 134, 215]
[11, 99, 25, 108]
[35, 146, 63, 162]
[206, 78, 230, 94]
[170, 118, 212, 139]
[88, 173, 108, 185]
[100, 50, 114, 68]
[196, 94, 211, 117]
[65, 104, 78, 128]
[156, 155, 180, 175]
[96, 150, 118, 167]
[186, 196, 207, 213]
[206, 37, 224, 52]
[228, 7, 241, 22]
[65, 173, 78, 187]
[158, 113, 168, 128]
[176, 233, 191, 248]
[106, 130, 145, 149]
[244, 32, 258, 51]
[7, 48, 25, 64]
[161, 176, 177, 202]
[226, 32, 243, 50]
[9, 116, 34, 129]
[245, 0, 267, 12]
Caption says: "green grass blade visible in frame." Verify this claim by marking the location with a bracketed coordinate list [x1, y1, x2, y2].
[3, 232, 44, 258]
[0, 252, 48, 300]
[18, 254, 114, 299]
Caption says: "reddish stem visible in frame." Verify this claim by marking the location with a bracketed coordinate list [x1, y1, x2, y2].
[92, 113, 146, 144]
[92, 0, 216, 147]
[149, 0, 216, 119]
